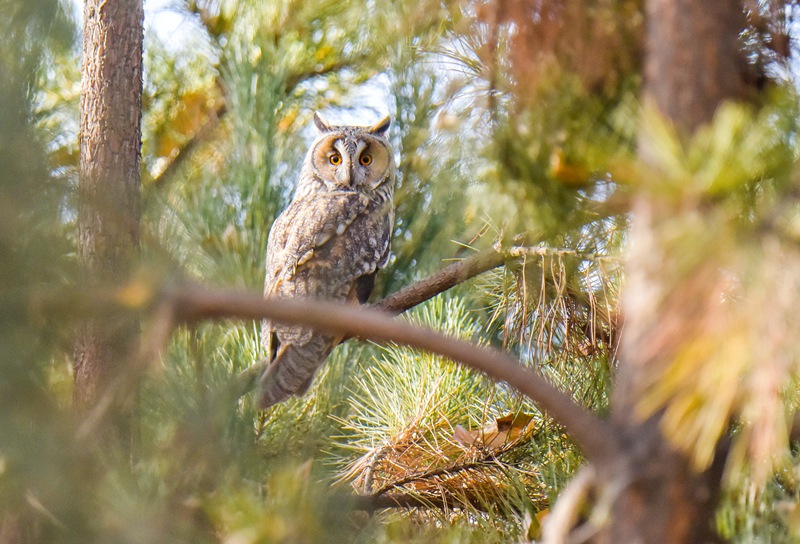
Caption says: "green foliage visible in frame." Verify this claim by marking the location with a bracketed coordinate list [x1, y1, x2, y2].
[0, 2, 91, 542]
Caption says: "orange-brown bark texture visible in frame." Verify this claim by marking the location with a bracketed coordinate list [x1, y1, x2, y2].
[74, 0, 143, 411]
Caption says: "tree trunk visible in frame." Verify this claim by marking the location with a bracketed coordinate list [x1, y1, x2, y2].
[74, 0, 143, 414]
[592, 1, 750, 542]
[641, 0, 749, 135]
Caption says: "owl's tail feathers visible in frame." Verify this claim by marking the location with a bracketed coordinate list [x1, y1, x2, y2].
[258, 335, 335, 409]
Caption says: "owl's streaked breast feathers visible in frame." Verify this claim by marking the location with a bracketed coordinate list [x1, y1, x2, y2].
[258, 113, 395, 408]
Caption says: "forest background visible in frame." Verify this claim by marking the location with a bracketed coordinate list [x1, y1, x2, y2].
[4, 0, 800, 542]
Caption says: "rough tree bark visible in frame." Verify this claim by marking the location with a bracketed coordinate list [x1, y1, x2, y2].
[74, 0, 144, 413]
[596, 1, 751, 542]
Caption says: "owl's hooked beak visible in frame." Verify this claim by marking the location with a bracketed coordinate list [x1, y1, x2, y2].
[334, 157, 354, 186]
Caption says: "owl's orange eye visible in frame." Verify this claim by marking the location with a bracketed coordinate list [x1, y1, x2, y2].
[360, 154, 372, 166]
[329, 154, 342, 165]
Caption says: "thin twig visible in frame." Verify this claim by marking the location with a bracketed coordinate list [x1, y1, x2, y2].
[350, 482, 550, 513]
[350, 488, 548, 513]
[349, 492, 485, 512]
[507, 245, 621, 262]
[541, 464, 597, 544]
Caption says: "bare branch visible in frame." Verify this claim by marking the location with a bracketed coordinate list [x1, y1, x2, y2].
[372, 248, 505, 315]
[284, 60, 364, 93]
[147, 57, 367, 190]
[170, 285, 614, 461]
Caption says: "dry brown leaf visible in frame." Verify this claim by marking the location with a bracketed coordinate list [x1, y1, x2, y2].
[452, 413, 536, 449]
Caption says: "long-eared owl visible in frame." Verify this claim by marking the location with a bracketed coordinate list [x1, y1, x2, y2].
[259, 113, 395, 408]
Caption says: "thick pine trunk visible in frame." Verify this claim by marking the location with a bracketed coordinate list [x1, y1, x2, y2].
[74, 0, 143, 413]
[593, 1, 750, 542]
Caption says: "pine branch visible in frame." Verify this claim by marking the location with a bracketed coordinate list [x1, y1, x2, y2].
[372, 247, 505, 315]
[169, 284, 615, 461]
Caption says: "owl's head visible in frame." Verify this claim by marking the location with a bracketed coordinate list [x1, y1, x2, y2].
[304, 113, 395, 194]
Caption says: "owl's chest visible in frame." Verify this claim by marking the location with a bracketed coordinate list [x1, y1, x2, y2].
[268, 191, 392, 281]
[298, 199, 391, 266]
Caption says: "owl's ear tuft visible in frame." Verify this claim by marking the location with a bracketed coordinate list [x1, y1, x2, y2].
[368, 116, 391, 136]
[313, 112, 333, 133]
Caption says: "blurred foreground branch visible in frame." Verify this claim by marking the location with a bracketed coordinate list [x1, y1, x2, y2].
[31, 246, 614, 455]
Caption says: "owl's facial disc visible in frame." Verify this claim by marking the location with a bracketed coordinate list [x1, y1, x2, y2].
[311, 132, 392, 190]
[359, 139, 391, 189]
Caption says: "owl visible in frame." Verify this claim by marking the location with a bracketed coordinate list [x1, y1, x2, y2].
[258, 112, 395, 408]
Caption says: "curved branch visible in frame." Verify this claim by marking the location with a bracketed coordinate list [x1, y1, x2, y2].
[170, 285, 614, 461]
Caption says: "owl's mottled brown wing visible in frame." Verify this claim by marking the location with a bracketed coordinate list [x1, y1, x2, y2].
[259, 190, 392, 408]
